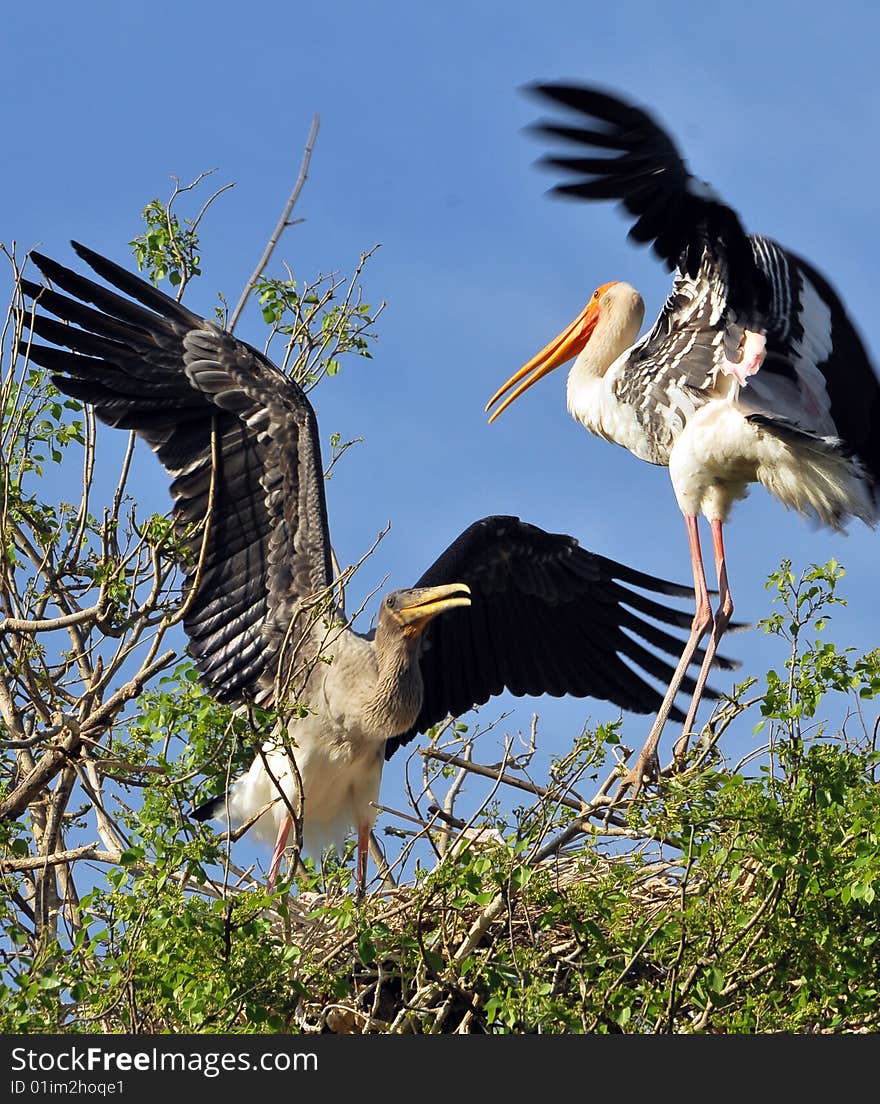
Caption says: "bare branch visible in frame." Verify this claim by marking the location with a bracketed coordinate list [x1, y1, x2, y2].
[0, 606, 104, 634]
[1, 843, 121, 872]
[229, 113, 320, 331]
[0, 649, 175, 821]
[420, 747, 584, 814]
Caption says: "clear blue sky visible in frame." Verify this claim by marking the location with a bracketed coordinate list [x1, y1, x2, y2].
[5, 1, 880, 872]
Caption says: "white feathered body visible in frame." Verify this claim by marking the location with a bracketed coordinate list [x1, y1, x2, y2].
[567, 279, 878, 531]
[219, 624, 423, 860]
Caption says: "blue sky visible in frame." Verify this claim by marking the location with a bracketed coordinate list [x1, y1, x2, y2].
[5, 1, 880, 876]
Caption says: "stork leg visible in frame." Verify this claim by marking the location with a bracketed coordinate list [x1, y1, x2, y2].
[674, 518, 734, 761]
[616, 514, 713, 798]
[356, 823, 370, 899]
[266, 814, 292, 890]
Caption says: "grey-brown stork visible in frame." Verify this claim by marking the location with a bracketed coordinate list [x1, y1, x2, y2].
[21, 242, 733, 890]
[486, 83, 880, 789]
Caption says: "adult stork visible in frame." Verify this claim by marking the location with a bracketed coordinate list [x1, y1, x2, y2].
[23, 242, 732, 890]
[486, 83, 880, 788]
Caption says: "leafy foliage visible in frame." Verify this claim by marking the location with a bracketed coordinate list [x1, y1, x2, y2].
[253, 253, 380, 390]
[130, 197, 202, 290]
[2, 195, 879, 1034]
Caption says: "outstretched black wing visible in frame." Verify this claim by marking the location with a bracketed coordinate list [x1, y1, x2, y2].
[22, 243, 333, 705]
[527, 84, 880, 491]
[526, 82, 762, 308]
[385, 516, 738, 759]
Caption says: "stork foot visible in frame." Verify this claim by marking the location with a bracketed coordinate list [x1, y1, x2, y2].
[355, 822, 370, 899]
[615, 742, 662, 801]
[673, 727, 692, 767]
[267, 814, 293, 891]
[673, 697, 705, 766]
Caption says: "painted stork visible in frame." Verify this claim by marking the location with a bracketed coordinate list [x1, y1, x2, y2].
[486, 83, 880, 789]
[21, 243, 733, 890]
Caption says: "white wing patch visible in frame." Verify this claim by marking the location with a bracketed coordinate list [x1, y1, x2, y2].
[791, 273, 834, 418]
[685, 176, 724, 203]
[736, 272, 836, 437]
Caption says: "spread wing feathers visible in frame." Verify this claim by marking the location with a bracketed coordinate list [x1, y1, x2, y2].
[616, 257, 735, 451]
[624, 236, 880, 486]
[21, 242, 333, 705]
[525, 82, 763, 308]
[385, 515, 737, 760]
[739, 240, 880, 490]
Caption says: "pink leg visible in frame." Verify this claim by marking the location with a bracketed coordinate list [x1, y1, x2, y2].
[618, 515, 713, 796]
[266, 815, 292, 890]
[675, 518, 734, 758]
[356, 823, 370, 897]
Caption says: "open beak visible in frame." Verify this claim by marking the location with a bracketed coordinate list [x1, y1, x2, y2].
[398, 583, 471, 633]
[485, 295, 603, 423]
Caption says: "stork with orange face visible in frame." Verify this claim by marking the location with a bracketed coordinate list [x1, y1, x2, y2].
[488, 83, 880, 791]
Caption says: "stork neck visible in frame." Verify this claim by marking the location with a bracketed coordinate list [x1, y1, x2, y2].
[365, 630, 422, 738]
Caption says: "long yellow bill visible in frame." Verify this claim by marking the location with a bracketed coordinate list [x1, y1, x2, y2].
[485, 289, 610, 423]
[398, 583, 471, 633]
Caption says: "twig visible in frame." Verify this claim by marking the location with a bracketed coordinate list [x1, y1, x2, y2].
[0, 649, 175, 821]
[0, 605, 104, 634]
[420, 747, 584, 814]
[229, 114, 320, 331]
[368, 832, 396, 891]
[1, 843, 120, 872]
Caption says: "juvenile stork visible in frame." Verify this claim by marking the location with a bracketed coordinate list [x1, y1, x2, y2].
[487, 83, 880, 788]
[24, 242, 733, 889]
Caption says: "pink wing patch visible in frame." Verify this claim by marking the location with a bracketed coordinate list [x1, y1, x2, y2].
[722, 330, 766, 385]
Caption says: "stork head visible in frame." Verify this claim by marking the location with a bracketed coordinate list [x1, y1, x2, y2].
[379, 583, 471, 646]
[485, 281, 643, 422]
